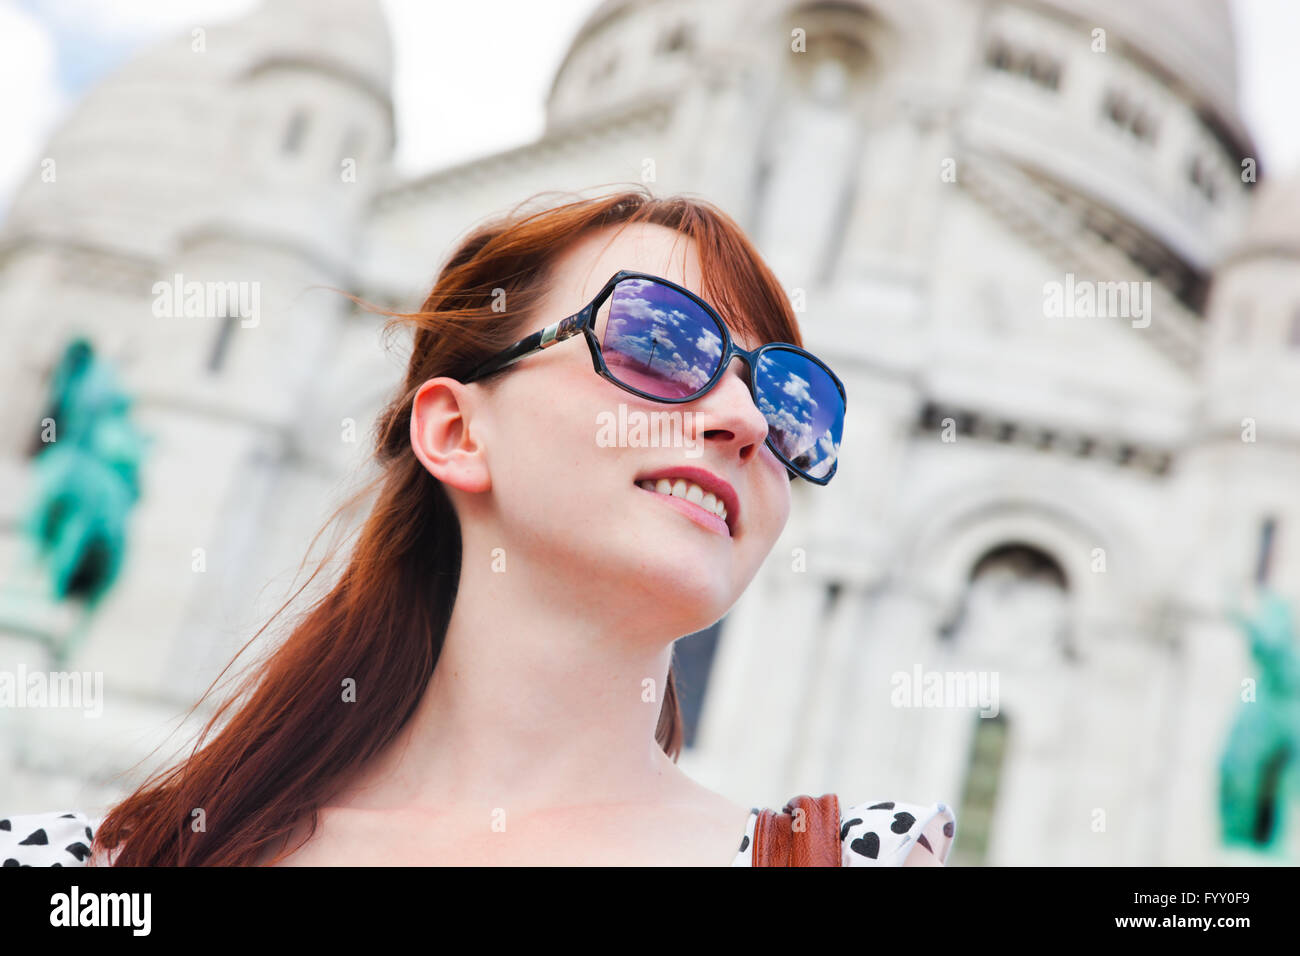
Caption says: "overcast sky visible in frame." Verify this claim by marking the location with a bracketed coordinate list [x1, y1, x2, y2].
[1, 0, 1297, 216]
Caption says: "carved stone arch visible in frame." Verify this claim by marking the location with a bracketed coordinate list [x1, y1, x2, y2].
[734, 0, 941, 83]
[776, 3, 884, 93]
[949, 540, 1073, 665]
[898, 480, 1151, 658]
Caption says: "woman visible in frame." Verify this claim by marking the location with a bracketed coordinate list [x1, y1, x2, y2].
[2, 187, 955, 866]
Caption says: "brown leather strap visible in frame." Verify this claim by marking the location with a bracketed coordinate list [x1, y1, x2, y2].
[752, 793, 842, 866]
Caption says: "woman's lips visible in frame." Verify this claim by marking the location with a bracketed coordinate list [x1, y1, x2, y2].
[633, 482, 731, 537]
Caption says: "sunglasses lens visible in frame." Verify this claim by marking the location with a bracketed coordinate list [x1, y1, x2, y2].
[597, 277, 845, 482]
[755, 348, 844, 481]
[598, 278, 723, 399]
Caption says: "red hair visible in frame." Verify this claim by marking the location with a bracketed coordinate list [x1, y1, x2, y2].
[92, 185, 804, 865]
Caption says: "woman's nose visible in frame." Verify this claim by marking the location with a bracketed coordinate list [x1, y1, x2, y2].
[693, 355, 771, 453]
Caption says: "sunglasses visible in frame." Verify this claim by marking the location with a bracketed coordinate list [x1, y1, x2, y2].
[460, 270, 847, 484]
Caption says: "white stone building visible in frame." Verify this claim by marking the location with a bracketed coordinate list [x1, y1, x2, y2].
[1, 0, 1296, 865]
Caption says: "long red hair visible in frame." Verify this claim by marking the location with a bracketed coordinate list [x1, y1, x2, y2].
[92, 185, 805, 865]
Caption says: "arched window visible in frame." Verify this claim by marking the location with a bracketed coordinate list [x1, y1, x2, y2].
[1189, 153, 1219, 203]
[1101, 88, 1158, 144]
[282, 108, 309, 154]
[942, 543, 1070, 864]
[985, 36, 1061, 91]
[942, 543, 1072, 662]
[951, 711, 1009, 866]
[207, 313, 239, 373]
[657, 23, 691, 54]
[1255, 516, 1277, 587]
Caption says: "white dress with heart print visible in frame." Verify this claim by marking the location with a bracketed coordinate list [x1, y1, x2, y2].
[1, 811, 97, 866]
[2, 799, 956, 866]
[729, 798, 957, 866]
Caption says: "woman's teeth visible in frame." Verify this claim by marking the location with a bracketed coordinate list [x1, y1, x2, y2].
[637, 478, 728, 522]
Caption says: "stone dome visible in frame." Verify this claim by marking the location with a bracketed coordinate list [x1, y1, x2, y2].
[552, 0, 1247, 149]
[226, 0, 393, 99]
[0, 0, 393, 259]
[570, 0, 1241, 107]
[1034, 0, 1242, 146]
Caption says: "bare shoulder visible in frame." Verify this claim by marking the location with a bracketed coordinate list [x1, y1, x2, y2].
[627, 786, 752, 865]
[264, 791, 752, 866]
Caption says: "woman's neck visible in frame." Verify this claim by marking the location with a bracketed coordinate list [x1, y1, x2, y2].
[325, 555, 692, 815]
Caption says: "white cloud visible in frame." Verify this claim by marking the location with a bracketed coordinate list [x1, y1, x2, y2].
[1232, 0, 1300, 179]
[33, 0, 259, 41]
[0, 0, 262, 215]
[1, 0, 1295, 219]
[380, 0, 600, 175]
[0, 3, 64, 217]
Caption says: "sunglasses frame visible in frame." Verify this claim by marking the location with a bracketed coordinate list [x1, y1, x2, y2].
[460, 269, 847, 485]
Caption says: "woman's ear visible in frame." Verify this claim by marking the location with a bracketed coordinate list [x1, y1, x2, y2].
[409, 377, 492, 494]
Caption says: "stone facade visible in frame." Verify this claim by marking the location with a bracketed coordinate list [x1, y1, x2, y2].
[1, 0, 1296, 864]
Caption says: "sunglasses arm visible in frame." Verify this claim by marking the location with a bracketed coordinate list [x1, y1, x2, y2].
[462, 305, 592, 383]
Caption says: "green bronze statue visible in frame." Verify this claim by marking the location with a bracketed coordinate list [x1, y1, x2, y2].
[20, 337, 149, 662]
[1219, 590, 1300, 857]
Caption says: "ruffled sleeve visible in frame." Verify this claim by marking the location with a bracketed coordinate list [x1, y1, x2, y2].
[839, 799, 956, 866]
[0, 811, 98, 867]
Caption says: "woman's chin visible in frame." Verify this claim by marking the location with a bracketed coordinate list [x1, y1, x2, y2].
[622, 557, 733, 626]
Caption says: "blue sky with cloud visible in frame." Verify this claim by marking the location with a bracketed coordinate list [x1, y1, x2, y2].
[17, 0, 160, 92]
